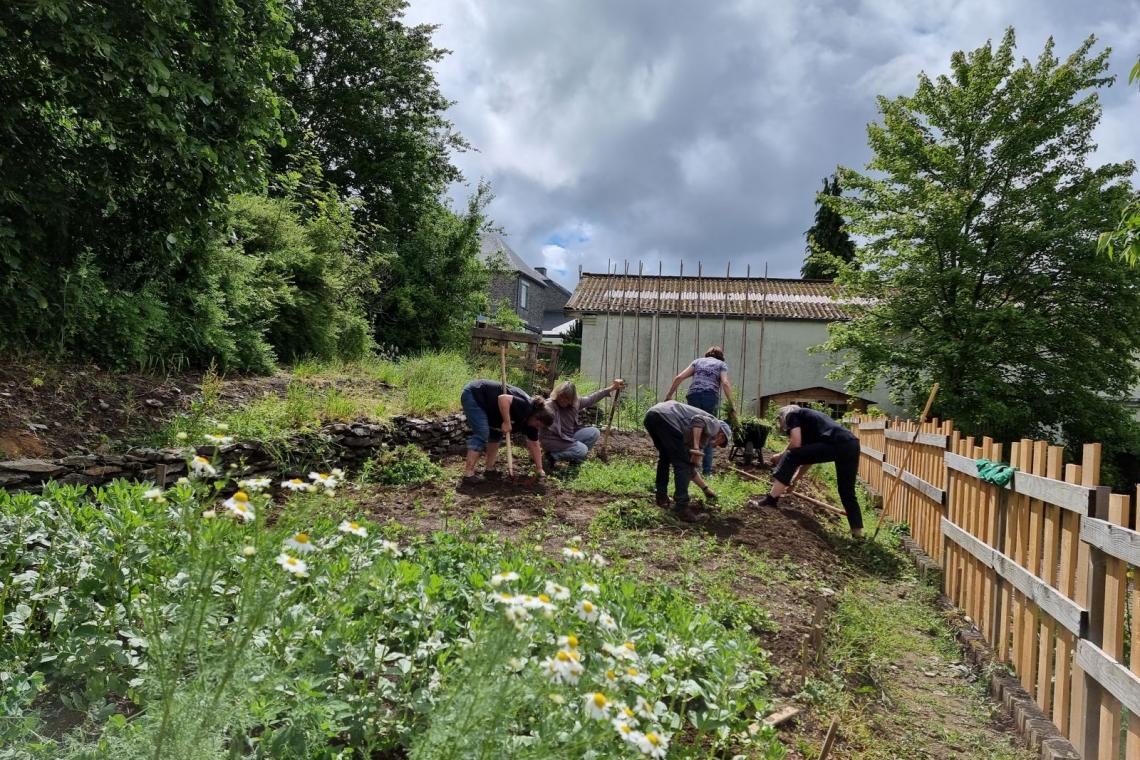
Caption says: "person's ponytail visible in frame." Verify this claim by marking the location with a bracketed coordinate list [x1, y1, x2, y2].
[529, 395, 554, 427]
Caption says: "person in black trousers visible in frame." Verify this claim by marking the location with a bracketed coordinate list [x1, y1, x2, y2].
[759, 405, 864, 538]
[643, 400, 732, 522]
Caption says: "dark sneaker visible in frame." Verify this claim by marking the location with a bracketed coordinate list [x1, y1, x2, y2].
[673, 505, 699, 523]
[757, 494, 779, 508]
[460, 474, 484, 488]
[542, 451, 556, 475]
[655, 494, 671, 508]
[483, 469, 502, 480]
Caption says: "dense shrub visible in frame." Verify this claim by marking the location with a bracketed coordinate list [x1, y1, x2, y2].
[361, 444, 444, 486]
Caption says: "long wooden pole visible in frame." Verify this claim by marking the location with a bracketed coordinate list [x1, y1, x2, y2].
[673, 260, 683, 380]
[720, 261, 730, 347]
[600, 258, 612, 389]
[500, 343, 514, 477]
[653, 261, 663, 398]
[740, 264, 750, 412]
[695, 261, 703, 358]
[872, 383, 940, 541]
[634, 261, 643, 408]
[600, 387, 622, 457]
[729, 465, 845, 517]
[755, 263, 769, 416]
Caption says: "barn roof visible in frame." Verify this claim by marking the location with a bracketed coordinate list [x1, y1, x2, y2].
[565, 273, 867, 321]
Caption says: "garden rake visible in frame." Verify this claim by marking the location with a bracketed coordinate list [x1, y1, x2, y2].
[500, 343, 514, 479]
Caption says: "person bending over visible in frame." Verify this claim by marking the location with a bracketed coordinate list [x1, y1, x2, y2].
[761, 405, 863, 538]
[643, 400, 732, 522]
[541, 378, 625, 471]
[664, 345, 735, 477]
[460, 379, 554, 485]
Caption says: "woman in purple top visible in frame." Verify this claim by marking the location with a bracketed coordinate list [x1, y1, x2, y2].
[664, 345, 735, 476]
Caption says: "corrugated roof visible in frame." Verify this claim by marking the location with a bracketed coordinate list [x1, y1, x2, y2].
[565, 273, 866, 321]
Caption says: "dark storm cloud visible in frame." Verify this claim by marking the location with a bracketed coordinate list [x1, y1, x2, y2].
[405, 0, 1140, 286]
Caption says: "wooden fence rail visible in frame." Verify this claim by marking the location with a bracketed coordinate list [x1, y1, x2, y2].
[849, 416, 1138, 759]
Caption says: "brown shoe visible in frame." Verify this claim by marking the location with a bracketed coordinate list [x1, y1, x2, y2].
[673, 505, 699, 523]
[655, 494, 671, 508]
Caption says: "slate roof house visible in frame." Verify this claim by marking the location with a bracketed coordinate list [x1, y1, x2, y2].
[565, 271, 899, 417]
[478, 233, 572, 334]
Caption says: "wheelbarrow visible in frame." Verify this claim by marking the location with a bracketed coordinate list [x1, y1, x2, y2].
[729, 420, 770, 466]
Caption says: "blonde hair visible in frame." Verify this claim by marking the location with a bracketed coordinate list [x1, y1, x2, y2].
[552, 380, 578, 404]
[776, 405, 802, 432]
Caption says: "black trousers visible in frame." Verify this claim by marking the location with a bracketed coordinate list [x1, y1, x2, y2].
[643, 410, 692, 507]
[772, 438, 862, 530]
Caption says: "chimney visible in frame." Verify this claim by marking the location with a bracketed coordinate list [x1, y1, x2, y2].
[535, 267, 547, 276]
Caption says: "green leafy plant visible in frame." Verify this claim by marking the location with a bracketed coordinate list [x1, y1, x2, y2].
[361, 444, 443, 486]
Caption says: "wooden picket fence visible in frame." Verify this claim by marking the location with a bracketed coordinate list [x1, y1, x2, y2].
[850, 415, 1140, 758]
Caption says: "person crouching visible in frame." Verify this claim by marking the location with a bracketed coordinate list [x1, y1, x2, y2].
[460, 379, 554, 485]
[540, 378, 625, 471]
[643, 400, 731, 522]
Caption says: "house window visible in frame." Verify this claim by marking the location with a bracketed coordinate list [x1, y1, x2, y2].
[518, 280, 529, 310]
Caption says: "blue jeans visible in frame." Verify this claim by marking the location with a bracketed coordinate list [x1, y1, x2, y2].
[644, 409, 692, 507]
[461, 386, 490, 451]
[550, 427, 601, 463]
[685, 389, 719, 476]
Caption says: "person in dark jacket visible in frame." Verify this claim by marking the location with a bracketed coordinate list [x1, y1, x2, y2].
[460, 380, 554, 485]
[760, 405, 863, 537]
[643, 400, 732, 522]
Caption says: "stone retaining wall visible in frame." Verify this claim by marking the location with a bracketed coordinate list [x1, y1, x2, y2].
[0, 413, 469, 492]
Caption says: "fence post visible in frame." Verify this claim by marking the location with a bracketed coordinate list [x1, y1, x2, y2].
[1076, 443, 1106, 758]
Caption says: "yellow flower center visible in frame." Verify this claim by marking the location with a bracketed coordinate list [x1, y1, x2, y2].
[233, 491, 248, 502]
[290, 478, 303, 484]
[565, 634, 579, 648]
[618, 723, 632, 734]
[235, 503, 249, 513]
[592, 692, 607, 708]
[349, 522, 361, 529]
[538, 593, 551, 603]
[623, 641, 636, 651]
[194, 456, 208, 464]
[623, 706, 634, 718]
[556, 651, 571, 662]
[293, 533, 310, 544]
[582, 602, 594, 612]
[627, 667, 639, 676]
[606, 669, 616, 681]
[569, 546, 580, 552]
[319, 473, 329, 479]
[285, 558, 298, 567]
[646, 732, 661, 746]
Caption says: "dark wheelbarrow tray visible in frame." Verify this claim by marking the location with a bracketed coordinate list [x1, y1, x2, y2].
[730, 420, 770, 466]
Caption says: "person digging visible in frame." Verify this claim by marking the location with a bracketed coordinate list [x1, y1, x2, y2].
[540, 378, 625, 473]
[459, 379, 554, 486]
[643, 400, 732, 522]
[758, 404, 864, 538]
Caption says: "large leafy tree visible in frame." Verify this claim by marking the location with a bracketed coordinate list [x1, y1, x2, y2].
[823, 30, 1140, 457]
[801, 175, 857, 279]
[1098, 56, 1140, 266]
[0, 1, 295, 358]
[277, 0, 465, 239]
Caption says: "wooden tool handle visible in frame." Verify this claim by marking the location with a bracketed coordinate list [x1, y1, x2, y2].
[500, 343, 513, 476]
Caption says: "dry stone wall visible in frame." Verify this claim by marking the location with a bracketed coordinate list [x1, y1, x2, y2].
[0, 413, 469, 492]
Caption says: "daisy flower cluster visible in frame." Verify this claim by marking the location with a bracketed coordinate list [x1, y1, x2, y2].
[280, 469, 345, 494]
[273, 518, 388, 579]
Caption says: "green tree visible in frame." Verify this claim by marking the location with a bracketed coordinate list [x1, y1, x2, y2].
[0, 1, 295, 361]
[1097, 56, 1140, 266]
[801, 175, 857, 279]
[276, 0, 465, 239]
[822, 31, 1140, 458]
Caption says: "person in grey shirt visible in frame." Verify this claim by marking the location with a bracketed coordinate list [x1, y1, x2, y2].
[541, 378, 625, 470]
[643, 400, 732, 522]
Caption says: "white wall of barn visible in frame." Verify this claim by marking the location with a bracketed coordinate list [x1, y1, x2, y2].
[578, 314, 902, 416]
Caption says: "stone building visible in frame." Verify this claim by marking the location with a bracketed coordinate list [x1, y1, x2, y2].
[479, 233, 572, 334]
[564, 271, 900, 417]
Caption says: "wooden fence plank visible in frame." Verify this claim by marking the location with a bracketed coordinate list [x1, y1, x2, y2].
[901, 470, 946, 506]
[885, 428, 948, 447]
[861, 446, 886, 462]
[1128, 485, 1140, 760]
[1077, 640, 1140, 726]
[1036, 445, 1063, 718]
[1097, 493, 1129, 756]
[944, 451, 1101, 515]
[1080, 517, 1140, 568]
[858, 420, 886, 430]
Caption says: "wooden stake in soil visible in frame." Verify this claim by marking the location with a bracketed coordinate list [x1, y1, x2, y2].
[872, 383, 940, 541]
[500, 343, 513, 477]
[818, 717, 841, 760]
[598, 385, 622, 460]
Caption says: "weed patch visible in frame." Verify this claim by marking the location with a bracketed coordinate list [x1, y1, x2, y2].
[361, 444, 444, 486]
[566, 460, 765, 511]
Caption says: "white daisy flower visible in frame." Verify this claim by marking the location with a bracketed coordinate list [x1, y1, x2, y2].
[507, 657, 528, 673]
[284, 532, 316, 553]
[613, 719, 638, 743]
[604, 668, 620, 686]
[490, 571, 520, 587]
[201, 509, 217, 519]
[493, 592, 516, 604]
[241, 545, 257, 557]
[331, 467, 345, 479]
[308, 471, 339, 489]
[558, 634, 580, 650]
[540, 649, 584, 685]
[545, 581, 571, 600]
[505, 605, 532, 624]
[634, 730, 669, 758]
[634, 696, 659, 720]
[176, 477, 190, 485]
[204, 434, 234, 445]
[602, 641, 638, 661]
[618, 702, 640, 723]
[562, 546, 586, 560]
[598, 612, 618, 631]
[584, 691, 611, 720]
[580, 581, 601, 595]
[190, 456, 217, 478]
[238, 477, 272, 492]
[275, 553, 308, 576]
[222, 491, 255, 522]
[576, 599, 601, 623]
[377, 540, 402, 556]
[143, 487, 164, 501]
[622, 666, 649, 686]
[281, 478, 313, 492]
[338, 520, 367, 537]
[176, 432, 189, 441]
[590, 553, 608, 568]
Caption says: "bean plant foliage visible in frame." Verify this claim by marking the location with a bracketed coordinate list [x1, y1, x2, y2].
[0, 455, 784, 759]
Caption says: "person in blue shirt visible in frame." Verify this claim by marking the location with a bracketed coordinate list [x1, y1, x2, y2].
[760, 405, 864, 538]
[664, 345, 735, 477]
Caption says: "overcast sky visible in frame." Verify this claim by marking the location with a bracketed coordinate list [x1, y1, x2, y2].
[404, 0, 1140, 288]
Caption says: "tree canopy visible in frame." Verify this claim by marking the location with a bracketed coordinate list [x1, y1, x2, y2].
[801, 175, 857, 280]
[822, 30, 1140, 465]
